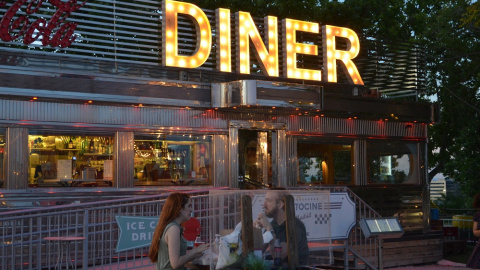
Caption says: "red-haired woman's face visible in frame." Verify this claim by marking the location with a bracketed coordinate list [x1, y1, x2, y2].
[179, 198, 193, 222]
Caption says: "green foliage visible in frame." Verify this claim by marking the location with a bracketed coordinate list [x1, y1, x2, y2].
[242, 253, 272, 270]
[434, 193, 473, 214]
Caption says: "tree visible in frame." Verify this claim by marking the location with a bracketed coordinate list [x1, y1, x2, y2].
[408, 0, 480, 195]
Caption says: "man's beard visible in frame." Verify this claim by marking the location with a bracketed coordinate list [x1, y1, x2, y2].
[265, 207, 277, 218]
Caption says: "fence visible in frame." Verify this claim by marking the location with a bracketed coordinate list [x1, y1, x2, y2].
[0, 188, 221, 270]
[0, 186, 380, 270]
[437, 217, 475, 242]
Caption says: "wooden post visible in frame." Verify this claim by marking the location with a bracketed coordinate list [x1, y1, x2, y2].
[241, 195, 254, 260]
[284, 194, 299, 270]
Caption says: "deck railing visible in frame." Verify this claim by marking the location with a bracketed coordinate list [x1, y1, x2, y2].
[0, 188, 221, 270]
[0, 186, 380, 270]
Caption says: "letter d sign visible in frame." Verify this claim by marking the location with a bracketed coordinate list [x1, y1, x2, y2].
[162, 0, 212, 68]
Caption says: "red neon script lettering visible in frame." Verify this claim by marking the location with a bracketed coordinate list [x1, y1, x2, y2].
[0, 0, 86, 48]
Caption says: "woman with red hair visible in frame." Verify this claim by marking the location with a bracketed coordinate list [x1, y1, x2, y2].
[149, 193, 210, 269]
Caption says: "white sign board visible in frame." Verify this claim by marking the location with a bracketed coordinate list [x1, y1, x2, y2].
[57, 160, 72, 179]
[104, 160, 113, 180]
[251, 191, 355, 241]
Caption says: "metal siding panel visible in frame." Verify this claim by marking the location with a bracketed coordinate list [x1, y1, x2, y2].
[0, 100, 426, 138]
[354, 140, 367, 185]
[285, 116, 426, 138]
[286, 136, 298, 187]
[114, 131, 134, 188]
[5, 127, 29, 189]
[228, 126, 238, 188]
[277, 129, 287, 187]
[213, 135, 228, 187]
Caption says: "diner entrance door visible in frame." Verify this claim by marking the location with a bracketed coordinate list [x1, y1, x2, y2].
[228, 121, 286, 189]
[238, 129, 270, 188]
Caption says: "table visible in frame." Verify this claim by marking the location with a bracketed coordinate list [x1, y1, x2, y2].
[44, 236, 85, 269]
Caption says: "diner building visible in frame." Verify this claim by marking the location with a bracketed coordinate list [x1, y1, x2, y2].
[1, 0, 438, 253]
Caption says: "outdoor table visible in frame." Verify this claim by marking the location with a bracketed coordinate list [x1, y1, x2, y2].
[44, 236, 85, 269]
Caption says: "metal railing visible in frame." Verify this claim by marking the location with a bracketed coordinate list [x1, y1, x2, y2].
[438, 218, 475, 242]
[0, 188, 224, 270]
[0, 186, 380, 270]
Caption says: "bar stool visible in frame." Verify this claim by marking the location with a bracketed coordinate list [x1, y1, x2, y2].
[44, 236, 85, 269]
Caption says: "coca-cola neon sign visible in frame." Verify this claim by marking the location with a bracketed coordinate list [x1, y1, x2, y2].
[0, 0, 86, 48]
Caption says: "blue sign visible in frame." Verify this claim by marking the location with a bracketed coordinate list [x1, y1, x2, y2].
[116, 216, 158, 252]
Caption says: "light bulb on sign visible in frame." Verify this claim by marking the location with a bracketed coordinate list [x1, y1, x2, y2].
[322, 25, 364, 85]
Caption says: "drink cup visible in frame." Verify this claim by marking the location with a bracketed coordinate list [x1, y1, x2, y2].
[194, 241, 205, 247]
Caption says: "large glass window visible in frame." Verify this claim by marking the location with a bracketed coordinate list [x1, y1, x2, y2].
[367, 141, 418, 184]
[28, 134, 114, 187]
[0, 132, 4, 187]
[297, 141, 353, 185]
[134, 134, 212, 186]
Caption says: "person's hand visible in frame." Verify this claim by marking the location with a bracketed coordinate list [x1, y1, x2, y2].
[253, 218, 262, 228]
[193, 243, 210, 258]
[256, 213, 271, 230]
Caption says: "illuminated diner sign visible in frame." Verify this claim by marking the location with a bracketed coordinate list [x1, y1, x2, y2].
[163, 0, 364, 85]
[0, 0, 363, 85]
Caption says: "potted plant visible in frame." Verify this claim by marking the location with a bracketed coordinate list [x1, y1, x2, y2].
[242, 253, 273, 270]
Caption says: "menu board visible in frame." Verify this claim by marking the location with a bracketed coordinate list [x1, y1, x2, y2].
[360, 218, 404, 239]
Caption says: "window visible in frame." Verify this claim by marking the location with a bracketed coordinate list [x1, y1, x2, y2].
[28, 134, 114, 187]
[367, 141, 417, 184]
[134, 134, 212, 186]
[333, 150, 352, 184]
[299, 157, 323, 183]
[297, 140, 352, 185]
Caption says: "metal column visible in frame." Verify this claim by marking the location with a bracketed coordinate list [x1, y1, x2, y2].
[228, 125, 239, 188]
[286, 136, 298, 187]
[353, 140, 367, 185]
[114, 131, 134, 188]
[4, 127, 29, 189]
[272, 129, 287, 187]
[213, 134, 228, 187]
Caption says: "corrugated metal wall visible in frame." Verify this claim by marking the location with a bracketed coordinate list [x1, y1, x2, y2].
[0, 99, 427, 138]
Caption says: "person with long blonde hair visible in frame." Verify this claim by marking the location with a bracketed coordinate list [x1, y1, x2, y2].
[149, 193, 210, 269]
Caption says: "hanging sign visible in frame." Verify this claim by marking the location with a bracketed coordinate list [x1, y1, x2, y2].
[115, 216, 158, 252]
